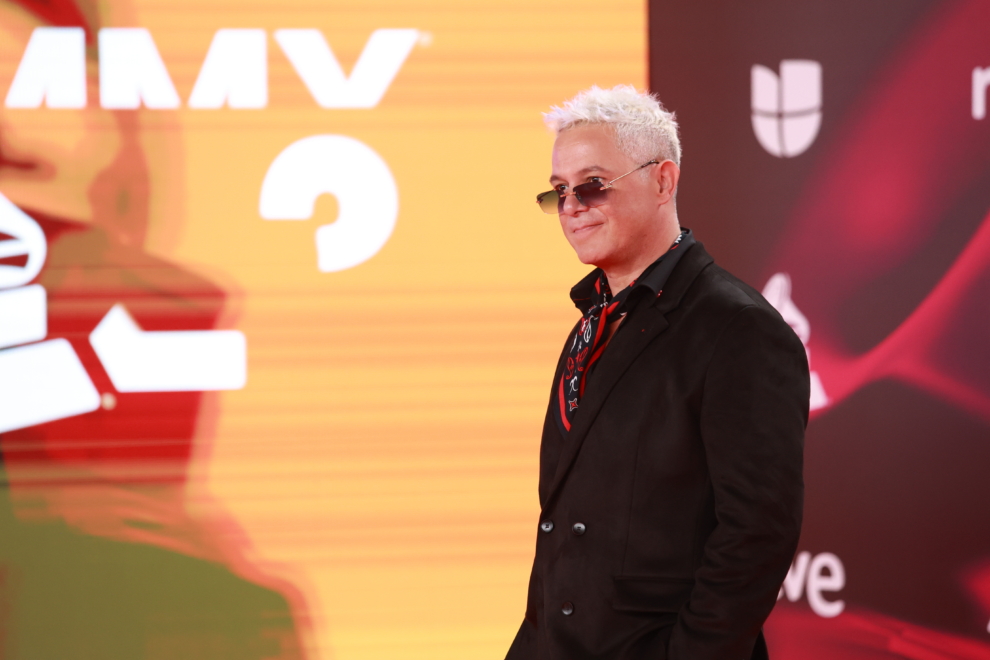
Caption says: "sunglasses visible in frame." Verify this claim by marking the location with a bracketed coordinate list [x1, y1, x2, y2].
[536, 160, 659, 214]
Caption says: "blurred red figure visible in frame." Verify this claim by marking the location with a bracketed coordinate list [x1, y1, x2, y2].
[0, 1, 307, 657]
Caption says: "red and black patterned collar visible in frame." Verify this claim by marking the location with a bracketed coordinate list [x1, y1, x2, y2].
[555, 229, 696, 436]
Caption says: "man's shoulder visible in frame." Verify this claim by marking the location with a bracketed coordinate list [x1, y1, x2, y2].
[696, 261, 774, 313]
[670, 253, 807, 379]
[673, 248, 788, 336]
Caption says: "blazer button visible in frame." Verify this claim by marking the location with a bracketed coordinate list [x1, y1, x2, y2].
[561, 601, 574, 616]
[572, 522, 586, 535]
[540, 520, 554, 533]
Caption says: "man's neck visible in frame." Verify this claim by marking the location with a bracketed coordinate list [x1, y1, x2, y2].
[602, 221, 682, 293]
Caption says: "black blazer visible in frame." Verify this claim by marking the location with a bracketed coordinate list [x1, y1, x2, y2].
[506, 241, 809, 660]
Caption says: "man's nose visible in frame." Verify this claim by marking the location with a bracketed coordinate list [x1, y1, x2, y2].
[560, 192, 587, 216]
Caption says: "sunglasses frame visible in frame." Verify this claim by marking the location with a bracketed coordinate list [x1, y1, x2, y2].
[536, 159, 660, 214]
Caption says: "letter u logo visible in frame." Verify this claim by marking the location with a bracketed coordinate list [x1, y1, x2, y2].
[751, 60, 822, 157]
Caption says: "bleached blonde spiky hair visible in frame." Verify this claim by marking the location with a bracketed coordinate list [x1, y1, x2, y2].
[543, 85, 681, 165]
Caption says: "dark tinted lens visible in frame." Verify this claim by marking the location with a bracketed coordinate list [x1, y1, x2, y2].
[573, 182, 608, 207]
[536, 190, 561, 214]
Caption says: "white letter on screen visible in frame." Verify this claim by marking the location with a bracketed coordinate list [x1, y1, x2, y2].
[274, 28, 418, 108]
[259, 134, 399, 272]
[99, 28, 180, 109]
[90, 304, 247, 392]
[973, 67, 990, 120]
[777, 551, 811, 602]
[188, 29, 267, 109]
[5, 27, 86, 108]
[806, 552, 846, 618]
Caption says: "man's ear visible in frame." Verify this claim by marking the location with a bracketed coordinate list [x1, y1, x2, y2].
[655, 160, 680, 205]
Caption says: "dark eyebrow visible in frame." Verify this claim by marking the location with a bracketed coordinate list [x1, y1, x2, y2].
[549, 165, 610, 184]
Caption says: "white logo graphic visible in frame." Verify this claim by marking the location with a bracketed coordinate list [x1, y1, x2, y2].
[3, 27, 420, 274]
[0, 193, 99, 432]
[0, 192, 247, 435]
[4, 27, 420, 110]
[0, 284, 46, 348]
[973, 66, 990, 120]
[0, 194, 46, 288]
[778, 551, 846, 618]
[751, 60, 822, 157]
[762, 273, 829, 411]
[0, 339, 100, 434]
[259, 135, 399, 272]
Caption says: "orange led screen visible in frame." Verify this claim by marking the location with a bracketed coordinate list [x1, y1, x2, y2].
[0, 1, 646, 657]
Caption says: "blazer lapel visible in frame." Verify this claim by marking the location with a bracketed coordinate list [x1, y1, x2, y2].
[543, 242, 715, 507]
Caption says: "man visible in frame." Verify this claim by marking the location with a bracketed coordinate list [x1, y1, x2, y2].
[506, 85, 809, 660]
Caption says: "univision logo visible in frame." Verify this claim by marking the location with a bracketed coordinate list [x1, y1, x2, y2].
[751, 60, 822, 157]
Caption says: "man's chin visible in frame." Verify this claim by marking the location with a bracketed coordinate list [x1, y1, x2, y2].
[572, 250, 599, 266]
[568, 240, 607, 267]
[572, 244, 616, 268]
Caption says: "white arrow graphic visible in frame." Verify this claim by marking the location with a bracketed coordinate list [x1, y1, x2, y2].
[90, 304, 247, 392]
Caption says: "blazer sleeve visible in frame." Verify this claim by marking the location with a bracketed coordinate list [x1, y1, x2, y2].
[667, 303, 810, 660]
